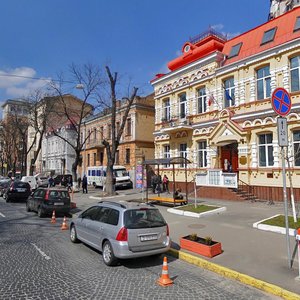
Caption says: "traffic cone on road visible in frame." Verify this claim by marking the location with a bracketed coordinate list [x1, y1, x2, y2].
[50, 210, 56, 224]
[157, 256, 173, 287]
[61, 216, 68, 230]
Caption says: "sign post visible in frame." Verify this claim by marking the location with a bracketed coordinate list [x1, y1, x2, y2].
[271, 87, 292, 268]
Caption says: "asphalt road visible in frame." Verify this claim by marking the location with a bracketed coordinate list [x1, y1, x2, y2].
[0, 194, 280, 300]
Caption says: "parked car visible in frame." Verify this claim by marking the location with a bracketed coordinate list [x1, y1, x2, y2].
[0, 178, 11, 197]
[21, 176, 38, 190]
[26, 187, 71, 218]
[3, 180, 31, 202]
[35, 175, 48, 187]
[53, 174, 73, 186]
[70, 201, 171, 266]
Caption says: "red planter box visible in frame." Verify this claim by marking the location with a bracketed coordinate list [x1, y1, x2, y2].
[180, 236, 222, 258]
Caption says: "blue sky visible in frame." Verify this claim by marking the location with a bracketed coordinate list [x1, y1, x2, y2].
[0, 0, 270, 104]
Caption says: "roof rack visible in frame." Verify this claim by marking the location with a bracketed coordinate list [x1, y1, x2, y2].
[98, 201, 127, 209]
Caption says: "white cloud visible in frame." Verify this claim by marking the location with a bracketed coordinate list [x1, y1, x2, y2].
[0, 67, 51, 98]
[211, 24, 240, 40]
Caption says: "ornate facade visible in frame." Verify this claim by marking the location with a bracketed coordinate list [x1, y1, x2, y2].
[151, 7, 300, 201]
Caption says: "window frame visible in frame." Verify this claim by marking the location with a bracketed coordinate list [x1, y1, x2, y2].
[163, 144, 170, 168]
[258, 133, 274, 167]
[179, 143, 187, 167]
[179, 93, 187, 119]
[256, 65, 271, 100]
[294, 16, 300, 32]
[290, 56, 300, 92]
[162, 98, 171, 121]
[197, 87, 207, 114]
[197, 141, 207, 168]
[293, 130, 300, 167]
[228, 42, 243, 58]
[261, 27, 277, 45]
[223, 77, 235, 107]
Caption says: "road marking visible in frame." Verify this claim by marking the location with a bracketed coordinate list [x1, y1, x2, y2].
[31, 243, 51, 260]
[0, 212, 5, 217]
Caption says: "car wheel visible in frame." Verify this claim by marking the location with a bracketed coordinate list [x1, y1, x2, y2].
[70, 225, 79, 243]
[37, 206, 44, 218]
[102, 241, 117, 266]
[26, 202, 31, 212]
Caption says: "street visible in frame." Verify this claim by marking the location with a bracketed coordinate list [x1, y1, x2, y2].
[0, 191, 279, 300]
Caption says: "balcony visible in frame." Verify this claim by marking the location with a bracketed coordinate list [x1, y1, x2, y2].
[160, 115, 192, 133]
[86, 138, 104, 150]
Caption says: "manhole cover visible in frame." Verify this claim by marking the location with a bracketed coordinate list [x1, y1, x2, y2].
[188, 224, 206, 229]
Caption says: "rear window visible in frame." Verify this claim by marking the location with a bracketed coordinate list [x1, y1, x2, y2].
[124, 209, 166, 229]
[49, 190, 70, 199]
[14, 181, 30, 188]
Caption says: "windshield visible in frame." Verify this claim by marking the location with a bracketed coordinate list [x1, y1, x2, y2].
[124, 209, 167, 229]
[114, 169, 128, 177]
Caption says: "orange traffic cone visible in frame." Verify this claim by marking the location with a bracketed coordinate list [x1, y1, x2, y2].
[61, 216, 68, 230]
[157, 256, 173, 286]
[50, 210, 56, 224]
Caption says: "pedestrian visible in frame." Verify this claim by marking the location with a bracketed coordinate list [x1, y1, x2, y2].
[77, 176, 81, 189]
[155, 172, 162, 194]
[162, 175, 170, 193]
[48, 176, 54, 187]
[82, 174, 88, 194]
[151, 173, 157, 194]
[174, 187, 183, 199]
[67, 176, 73, 192]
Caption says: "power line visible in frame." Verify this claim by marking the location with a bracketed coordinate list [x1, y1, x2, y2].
[0, 73, 74, 84]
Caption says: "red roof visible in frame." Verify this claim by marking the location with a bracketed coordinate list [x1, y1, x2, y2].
[163, 7, 300, 73]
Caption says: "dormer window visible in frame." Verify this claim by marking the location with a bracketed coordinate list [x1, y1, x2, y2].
[261, 27, 277, 45]
[184, 44, 190, 53]
[228, 43, 242, 58]
[294, 16, 300, 32]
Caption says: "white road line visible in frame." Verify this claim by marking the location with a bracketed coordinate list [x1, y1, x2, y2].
[31, 243, 51, 260]
[0, 212, 5, 217]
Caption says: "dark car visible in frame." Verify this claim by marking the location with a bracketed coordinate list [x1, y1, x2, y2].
[3, 180, 31, 202]
[26, 187, 71, 218]
[0, 178, 11, 197]
[53, 174, 73, 187]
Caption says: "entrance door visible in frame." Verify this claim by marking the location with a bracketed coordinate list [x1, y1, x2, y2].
[220, 143, 238, 172]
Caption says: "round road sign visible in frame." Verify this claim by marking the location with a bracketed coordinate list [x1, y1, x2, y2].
[271, 87, 291, 117]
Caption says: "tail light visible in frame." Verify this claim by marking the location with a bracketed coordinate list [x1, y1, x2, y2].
[166, 224, 169, 236]
[116, 227, 128, 241]
[45, 190, 50, 201]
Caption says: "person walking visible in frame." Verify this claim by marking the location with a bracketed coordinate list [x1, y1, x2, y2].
[67, 176, 73, 193]
[151, 173, 157, 194]
[77, 176, 81, 189]
[82, 175, 88, 194]
[162, 175, 170, 193]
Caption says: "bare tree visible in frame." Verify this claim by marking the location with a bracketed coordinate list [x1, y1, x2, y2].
[101, 66, 138, 195]
[48, 63, 102, 181]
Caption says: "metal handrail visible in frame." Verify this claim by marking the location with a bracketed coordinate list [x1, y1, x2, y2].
[237, 179, 255, 201]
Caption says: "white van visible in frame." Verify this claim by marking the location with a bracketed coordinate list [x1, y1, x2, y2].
[87, 165, 132, 189]
[21, 176, 38, 190]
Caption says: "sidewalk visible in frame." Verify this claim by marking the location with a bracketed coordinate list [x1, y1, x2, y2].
[73, 189, 300, 298]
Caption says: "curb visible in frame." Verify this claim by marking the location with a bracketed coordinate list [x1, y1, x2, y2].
[168, 248, 300, 300]
[167, 206, 226, 218]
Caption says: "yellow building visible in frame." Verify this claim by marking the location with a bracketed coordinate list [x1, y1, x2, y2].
[151, 7, 300, 201]
[80, 94, 155, 186]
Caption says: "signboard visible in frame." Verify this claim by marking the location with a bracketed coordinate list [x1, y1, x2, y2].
[277, 117, 288, 147]
[135, 165, 143, 189]
[271, 88, 291, 117]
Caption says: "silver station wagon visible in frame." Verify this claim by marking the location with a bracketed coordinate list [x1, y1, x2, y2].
[70, 201, 171, 266]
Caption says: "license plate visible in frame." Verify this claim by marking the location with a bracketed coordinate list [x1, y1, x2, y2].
[17, 188, 26, 192]
[140, 234, 157, 242]
[54, 202, 64, 206]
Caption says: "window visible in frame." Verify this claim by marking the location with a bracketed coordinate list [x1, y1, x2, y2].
[228, 42, 242, 58]
[93, 153, 96, 166]
[223, 78, 235, 107]
[257, 66, 271, 100]
[197, 87, 206, 113]
[88, 130, 91, 143]
[100, 152, 104, 165]
[125, 148, 130, 164]
[163, 145, 170, 167]
[179, 143, 187, 167]
[94, 128, 97, 140]
[81, 206, 100, 220]
[294, 16, 300, 32]
[258, 133, 274, 167]
[163, 98, 170, 121]
[290, 56, 300, 92]
[127, 118, 132, 135]
[261, 27, 277, 45]
[87, 154, 90, 167]
[115, 150, 119, 165]
[197, 141, 207, 168]
[100, 127, 104, 140]
[293, 131, 300, 166]
[107, 124, 112, 139]
[179, 93, 187, 119]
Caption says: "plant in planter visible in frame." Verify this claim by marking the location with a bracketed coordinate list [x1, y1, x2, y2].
[180, 233, 222, 258]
